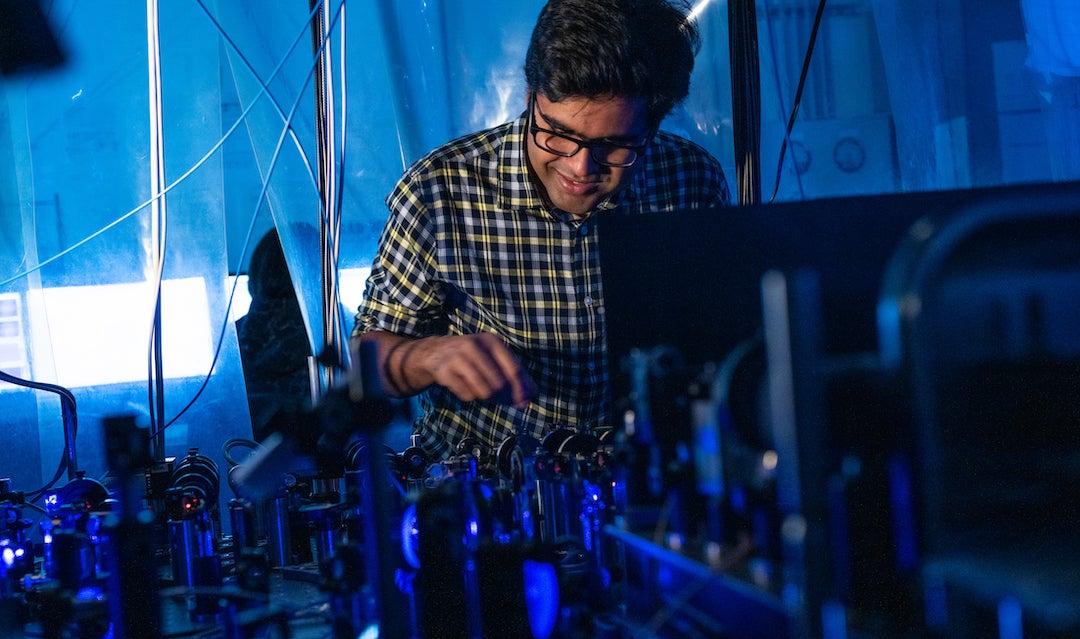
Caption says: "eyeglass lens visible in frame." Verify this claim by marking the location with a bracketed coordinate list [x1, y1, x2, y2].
[529, 96, 642, 167]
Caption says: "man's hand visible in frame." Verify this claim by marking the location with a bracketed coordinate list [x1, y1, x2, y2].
[353, 331, 537, 409]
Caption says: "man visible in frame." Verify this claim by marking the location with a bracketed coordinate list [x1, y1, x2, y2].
[352, 0, 730, 460]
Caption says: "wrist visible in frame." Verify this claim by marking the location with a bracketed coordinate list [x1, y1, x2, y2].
[384, 337, 421, 395]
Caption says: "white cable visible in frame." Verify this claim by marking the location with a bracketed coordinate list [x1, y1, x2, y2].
[146, 0, 169, 441]
[0, 2, 326, 290]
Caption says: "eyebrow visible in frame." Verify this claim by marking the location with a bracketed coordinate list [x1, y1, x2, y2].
[537, 102, 648, 145]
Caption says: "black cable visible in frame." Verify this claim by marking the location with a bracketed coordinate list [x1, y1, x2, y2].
[0, 370, 79, 496]
[21, 501, 46, 514]
[729, 0, 763, 205]
[762, 0, 807, 201]
[222, 437, 260, 467]
[767, 0, 828, 204]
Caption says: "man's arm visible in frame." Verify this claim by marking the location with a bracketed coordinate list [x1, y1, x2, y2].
[350, 330, 537, 409]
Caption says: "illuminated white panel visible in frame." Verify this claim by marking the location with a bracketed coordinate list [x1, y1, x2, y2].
[228, 266, 371, 322]
[31, 278, 214, 388]
[338, 267, 371, 313]
[227, 274, 251, 322]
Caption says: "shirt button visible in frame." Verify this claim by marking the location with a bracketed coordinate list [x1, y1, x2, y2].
[580, 224, 589, 236]
[584, 296, 594, 306]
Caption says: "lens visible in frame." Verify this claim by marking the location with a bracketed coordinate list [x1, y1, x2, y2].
[537, 131, 579, 155]
[594, 146, 635, 166]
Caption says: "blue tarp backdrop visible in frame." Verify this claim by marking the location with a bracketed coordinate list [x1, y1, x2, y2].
[0, 0, 1076, 509]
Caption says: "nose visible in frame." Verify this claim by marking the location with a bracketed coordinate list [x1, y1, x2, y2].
[563, 146, 600, 177]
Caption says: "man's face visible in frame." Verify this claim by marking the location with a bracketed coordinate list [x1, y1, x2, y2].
[525, 92, 651, 217]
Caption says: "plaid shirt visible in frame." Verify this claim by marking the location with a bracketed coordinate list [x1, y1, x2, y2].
[354, 114, 729, 460]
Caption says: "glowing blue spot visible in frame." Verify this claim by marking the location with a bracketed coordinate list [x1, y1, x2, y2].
[524, 559, 559, 639]
[400, 504, 420, 569]
[76, 586, 105, 601]
[2, 548, 14, 567]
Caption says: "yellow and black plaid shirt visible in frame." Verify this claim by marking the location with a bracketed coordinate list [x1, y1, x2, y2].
[354, 114, 729, 459]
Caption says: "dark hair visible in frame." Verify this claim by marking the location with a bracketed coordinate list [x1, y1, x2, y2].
[524, 0, 700, 126]
[247, 228, 294, 300]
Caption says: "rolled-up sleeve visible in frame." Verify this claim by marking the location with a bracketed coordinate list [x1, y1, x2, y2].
[353, 171, 445, 339]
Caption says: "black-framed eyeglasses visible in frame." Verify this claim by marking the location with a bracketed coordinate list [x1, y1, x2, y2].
[528, 94, 651, 168]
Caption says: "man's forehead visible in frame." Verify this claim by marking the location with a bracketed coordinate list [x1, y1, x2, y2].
[535, 93, 649, 137]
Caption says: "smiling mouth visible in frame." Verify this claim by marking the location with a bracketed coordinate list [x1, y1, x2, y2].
[556, 171, 598, 196]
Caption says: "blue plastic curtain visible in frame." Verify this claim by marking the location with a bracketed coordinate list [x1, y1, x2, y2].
[1, 0, 1074, 504]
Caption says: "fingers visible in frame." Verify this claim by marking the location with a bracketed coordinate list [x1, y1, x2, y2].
[476, 334, 537, 409]
[429, 333, 536, 408]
